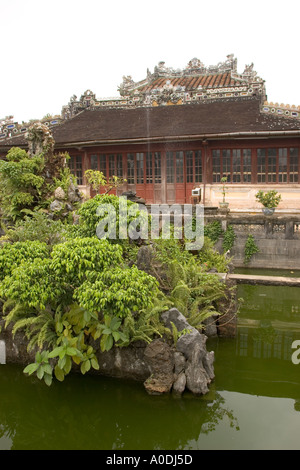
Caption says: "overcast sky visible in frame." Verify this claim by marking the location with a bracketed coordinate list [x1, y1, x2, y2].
[1, 0, 300, 123]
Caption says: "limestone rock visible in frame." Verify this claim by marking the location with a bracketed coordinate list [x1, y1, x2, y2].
[174, 351, 186, 375]
[50, 199, 63, 212]
[172, 371, 186, 395]
[143, 339, 174, 395]
[54, 186, 66, 200]
[160, 307, 215, 396]
[185, 343, 210, 395]
[68, 181, 82, 203]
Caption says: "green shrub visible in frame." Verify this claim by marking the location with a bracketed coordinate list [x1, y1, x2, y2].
[222, 225, 236, 252]
[244, 235, 260, 264]
[255, 190, 281, 209]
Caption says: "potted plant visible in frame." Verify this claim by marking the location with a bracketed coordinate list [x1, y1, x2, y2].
[219, 177, 229, 211]
[255, 190, 281, 215]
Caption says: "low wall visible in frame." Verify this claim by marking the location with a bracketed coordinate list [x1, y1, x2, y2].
[211, 213, 300, 270]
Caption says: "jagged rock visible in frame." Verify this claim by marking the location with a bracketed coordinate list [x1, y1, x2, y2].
[174, 351, 186, 375]
[54, 186, 66, 200]
[185, 343, 211, 395]
[172, 371, 186, 395]
[143, 339, 174, 395]
[68, 181, 82, 203]
[203, 350, 215, 381]
[161, 307, 194, 333]
[160, 307, 215, 396]
[50, 199, 63, 212]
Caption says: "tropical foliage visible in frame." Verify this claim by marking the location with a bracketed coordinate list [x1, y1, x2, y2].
[0, 144, 233, 386]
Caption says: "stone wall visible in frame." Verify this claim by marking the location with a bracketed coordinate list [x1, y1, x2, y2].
[211, 213, 300, 269]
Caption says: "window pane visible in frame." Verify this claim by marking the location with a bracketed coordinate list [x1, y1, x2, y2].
[109, 154, 115, 177]
[242, 149, 252, 182]
[176, 151, 184, 183]
[186, 151, 193, 183]
[117, 154, 123, 178]
[69, 155, 82, 185]
[166, 151, 174, 183]
[232, 149, 241, 183]
[146, 153, 153, 184]
[222, 149, 231, 182]
[195, 150, 202, 183]
[278, 148, 287, 183]
[289, 148, 299, 183]
[257, 149, 266, 183]
[268, 148, 277, 183]
[127, 154, 135, 184]
[91, 154, 98, 170]
[136, 153, 144, 183]
[154, 152, 161, 183]
[212, 150, 221, 182]
[100, 154, 107, 177]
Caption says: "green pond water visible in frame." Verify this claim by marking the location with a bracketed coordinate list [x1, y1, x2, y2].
[1, 270, 300, 450]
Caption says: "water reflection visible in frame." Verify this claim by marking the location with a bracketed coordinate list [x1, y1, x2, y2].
[0, 364, 238, 450]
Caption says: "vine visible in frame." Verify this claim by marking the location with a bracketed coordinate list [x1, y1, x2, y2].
[222, 224, 236, 253]
[244, 234, 260, 264]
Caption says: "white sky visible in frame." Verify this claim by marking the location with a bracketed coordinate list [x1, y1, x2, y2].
[1, 0, 300, 123]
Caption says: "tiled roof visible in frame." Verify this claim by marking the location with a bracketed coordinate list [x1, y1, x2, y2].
[1, 97, 299, 152]
[138, 73, 240, 92]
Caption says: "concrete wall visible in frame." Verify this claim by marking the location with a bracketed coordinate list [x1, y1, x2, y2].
[211, 213, 300, 269]
[204, 184, 300, 211]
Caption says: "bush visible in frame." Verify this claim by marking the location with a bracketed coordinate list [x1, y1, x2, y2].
[255, 190, 281, 209]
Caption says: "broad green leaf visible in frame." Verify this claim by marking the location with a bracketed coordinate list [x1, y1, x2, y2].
[43, 364, 52, 376]
[23, 363, 39, 375]
[37, 366, 44, 380]
[91, 357, 99, 370]
[66, 347, 79, 356]
[105, 335, 114, 351]
[44, 373, 53, 387]
[54, 365, 65, 382]
[64, 355, 72, 374]
[112, 331, 120, 341]
[48, 346, 64, 358]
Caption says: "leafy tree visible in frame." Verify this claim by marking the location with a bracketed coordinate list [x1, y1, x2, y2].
[0, 147, 45, 220]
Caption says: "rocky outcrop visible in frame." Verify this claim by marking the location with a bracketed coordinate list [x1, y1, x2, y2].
[158, 308, 215, 396]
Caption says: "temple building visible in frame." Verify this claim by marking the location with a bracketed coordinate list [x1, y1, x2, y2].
[1, 54, 300, 210]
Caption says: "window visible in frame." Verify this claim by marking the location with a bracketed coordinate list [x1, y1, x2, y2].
[136, 153, 144, 183]
[278, 148, 287, 183]
[186, 150, 202, 183]
[176, 151, 184, 183]
[91, 154, 123, 180]
[146, 153, 153, 183]
[91, 154, 98, 171]
[109, 154, 115, 177]
[242, 149, 252, 182]
[290, 148, 298, 183]
[268, 148, 277, 183]
[69, 155, 83, 185]
[212, 149, 252, 183]
[257, 147, 299, 183]
[154, 152, 161, 183]
[194, 150, 202, 183]
[166, 151, 174, 183]
[100, 154, 106, 176]
[127, 154, 134, 184]
[257, 149, 266, 183]
[212, 150, 221, 182]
